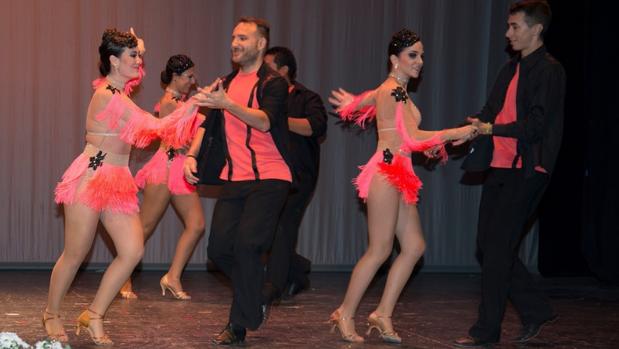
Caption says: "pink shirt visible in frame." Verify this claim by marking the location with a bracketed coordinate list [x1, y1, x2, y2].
[491, 64, 522, 169]
[220, 71, 291, 182]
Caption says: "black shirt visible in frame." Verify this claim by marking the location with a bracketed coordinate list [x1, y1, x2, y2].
[462, 45, 566, 177]
[287, 82, 327, 182]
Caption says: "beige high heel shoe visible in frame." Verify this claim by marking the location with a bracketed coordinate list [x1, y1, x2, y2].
[75, 308, 113, 346]
[366, 312, 401, 343]
[42, 310, 68, 343]
[160, 274, 191, 300]
[328, 309, 365, 343]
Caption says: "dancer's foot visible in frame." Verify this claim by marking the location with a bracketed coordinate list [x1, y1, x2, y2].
[76, 308, 113, 346]
[366, 312, 401, 343]
[42, 309, 68, 343]
[160, 274, 191, 300]
[328, 308, 364, 343]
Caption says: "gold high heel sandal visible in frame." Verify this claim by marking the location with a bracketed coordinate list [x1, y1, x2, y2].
[75, 308, 113, 346]
[119, 290, 138, 299]
[42, 310, 68, 343]
[328, 309, 364, 343]
[366, 312, 402, 344]
[160, 274, 191, 300]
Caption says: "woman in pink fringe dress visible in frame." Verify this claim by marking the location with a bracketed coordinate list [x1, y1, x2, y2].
[42, 29, 208, 346]
[120, 55, 206, 301]
[327, 29, 477, 344]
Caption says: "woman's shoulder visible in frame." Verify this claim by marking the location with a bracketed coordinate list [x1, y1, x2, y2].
[376, 79, 407, 105]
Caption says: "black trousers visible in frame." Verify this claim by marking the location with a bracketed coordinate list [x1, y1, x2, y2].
[469, 169, 554, 342]
[266, 176, 316, 297]
[207, 179, 290, 330]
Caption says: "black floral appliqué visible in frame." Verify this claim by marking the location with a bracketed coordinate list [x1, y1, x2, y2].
[382, 148, 394, 164]
[391, 87, 408, 103]
[166, 148, 176, 161]
[88, 151, 107, 170]
[106, 85, 121, 95]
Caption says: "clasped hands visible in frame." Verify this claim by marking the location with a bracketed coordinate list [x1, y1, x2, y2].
[188, 78, 231, 109]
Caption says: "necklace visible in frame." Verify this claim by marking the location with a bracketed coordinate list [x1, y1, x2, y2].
[165, 87, 184, 102]
[388, 73, 408, 87]
[105, 78, 125, 94]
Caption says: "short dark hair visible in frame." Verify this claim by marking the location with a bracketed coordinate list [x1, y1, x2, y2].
[265, 46, 297, 82]
[160, 54, 194, 85]
[237, 16, 270, 49]
[98, 28, 137, 76]
[509, 0, 552, 39]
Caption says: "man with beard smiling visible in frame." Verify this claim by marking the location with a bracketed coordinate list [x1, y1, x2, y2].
[183, 17, 292, 345]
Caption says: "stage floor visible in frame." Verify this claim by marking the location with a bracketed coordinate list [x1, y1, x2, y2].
[1, 271, 617, 348]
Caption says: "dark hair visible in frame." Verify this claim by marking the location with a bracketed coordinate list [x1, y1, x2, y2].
[237, 16, 270, 49]
[160, 54, 194, 85]
[265, 46, 297, 82]
[387, 29, 421, 71]
[509, 0, 552, 39]
[98, 28, 137, 76]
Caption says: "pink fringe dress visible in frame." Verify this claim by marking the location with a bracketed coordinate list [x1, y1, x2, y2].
[134, 100, 199, 195]
[339, 91, 447, 205]
[54, 80, 200, 214]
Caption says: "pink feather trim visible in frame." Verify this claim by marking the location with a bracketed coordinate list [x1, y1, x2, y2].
[337, 90, 377, 129]
[157, 103, 200, 149]
[134, 150, 168, 188]
[395, 103, 447, 163]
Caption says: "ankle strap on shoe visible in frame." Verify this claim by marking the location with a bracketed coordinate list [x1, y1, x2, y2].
[88, 308, 105, 319]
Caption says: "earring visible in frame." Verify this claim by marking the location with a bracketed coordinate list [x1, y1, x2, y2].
[394, 63, 399, 70]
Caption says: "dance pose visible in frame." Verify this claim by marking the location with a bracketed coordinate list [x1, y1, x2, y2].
[184, 17, 292, 345]
[263, 46, 328, 302]
[120, 55, 205, 300]
[455, 1, 565, 346]
[328, 29, 476, 344]
[43, 29, 207, 345]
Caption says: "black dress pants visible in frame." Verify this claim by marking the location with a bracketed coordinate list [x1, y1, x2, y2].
[207, 179, 290, 330]
[469, 169, 554, 342]
[266, 176, 316, 297]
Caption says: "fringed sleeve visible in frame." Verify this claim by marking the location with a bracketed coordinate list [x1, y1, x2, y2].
[395, 103, 448, 163]
[94, 93, 199, 148]
[337, 90, 377, 129]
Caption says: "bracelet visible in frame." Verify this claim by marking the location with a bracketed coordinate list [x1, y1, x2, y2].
[481, 123, 493, 135]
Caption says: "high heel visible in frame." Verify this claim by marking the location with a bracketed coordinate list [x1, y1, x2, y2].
[328, 309, 364, 343]
[160, 274, 191, 300]
[42, 310, 68, 343]
[366, 312, 401, 344]
[119, 290, 138, 299]
[75, 308, 113, 346]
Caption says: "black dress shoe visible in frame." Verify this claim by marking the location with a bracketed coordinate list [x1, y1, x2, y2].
[281, 280, 309, 300]
[513, 314, 558, 343]
[453, 336, 498, 348]
[212, 323, 246, 345]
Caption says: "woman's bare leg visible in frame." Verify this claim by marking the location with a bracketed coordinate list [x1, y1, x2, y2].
[166, 192, 205, 290]
[120, 183, 171, 295]
[336, 174, 400, 335]
[45, 203, 100, 337]
[86, 212, 144, 338]
[373, 200, 426, 332]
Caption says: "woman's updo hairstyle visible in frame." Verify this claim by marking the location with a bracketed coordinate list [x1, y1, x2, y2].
[387, 29, 420, 70]
[98, 28, 138, 76]
[160, 55, 194, 85]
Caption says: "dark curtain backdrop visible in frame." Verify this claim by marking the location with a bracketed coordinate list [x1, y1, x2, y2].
[1, 0, 544, 271]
